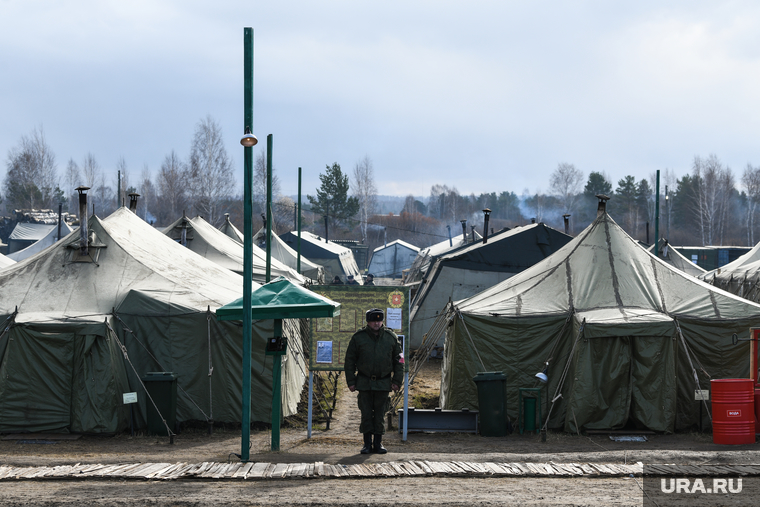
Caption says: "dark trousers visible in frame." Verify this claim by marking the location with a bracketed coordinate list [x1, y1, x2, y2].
[357, 390, 390, 434]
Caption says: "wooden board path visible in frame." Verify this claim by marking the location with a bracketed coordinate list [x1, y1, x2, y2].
[0, 461, 650, 480]
[4, 461, 760, 481]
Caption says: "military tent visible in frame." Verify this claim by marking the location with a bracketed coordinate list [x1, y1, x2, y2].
[367, 239, 419, 279]
[699, 240, 760, 302]
[253, 227, 325, 283]
[219, 213, 245, 243]
[7, 221, 73, 262]
[410, 223, 572, 348]
[405, 233, 481, 284]
[647, 239, 706, 277]
[0, 207, 305, 434]
[441, 205, 760, 433]
[280, 230, 361, 283]
[164, 215, 305, 285]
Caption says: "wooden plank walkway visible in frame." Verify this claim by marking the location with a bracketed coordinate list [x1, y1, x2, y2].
[2, 461, 759, 481]
[0, 461, 647, 481]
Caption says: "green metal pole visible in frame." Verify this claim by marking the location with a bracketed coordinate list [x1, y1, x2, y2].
[266, 134, 273, 283]
[655, 170, 660, 257]
[297, 167, 302, 274]
[271, 319, 283, 451]
[241, 27, 254, 463]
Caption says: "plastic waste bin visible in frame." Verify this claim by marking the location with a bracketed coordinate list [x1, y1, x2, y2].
[142, 372, 177, 436]
[472, 371, 508, 437]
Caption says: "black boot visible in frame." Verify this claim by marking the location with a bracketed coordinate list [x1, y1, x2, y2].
[373, 434, 387, 454]
[360, 433, 372, 454]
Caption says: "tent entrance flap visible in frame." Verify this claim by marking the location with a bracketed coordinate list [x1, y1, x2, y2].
[564, 335, 676, 433]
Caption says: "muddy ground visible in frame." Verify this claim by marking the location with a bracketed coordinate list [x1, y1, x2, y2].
[1, 359, 758, 506]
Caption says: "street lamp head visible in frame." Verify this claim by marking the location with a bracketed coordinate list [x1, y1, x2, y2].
[240, 126, 258, 147]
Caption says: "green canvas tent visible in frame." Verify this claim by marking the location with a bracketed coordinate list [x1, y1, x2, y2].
[647, 239, 706, 277]
[441, 205, 760, 433]
[253, 227, 325, 284]
[0, 207, 305, 433]
[280, 231, 361, 283]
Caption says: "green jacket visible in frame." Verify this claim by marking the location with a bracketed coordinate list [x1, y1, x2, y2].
[344, 325, 404, 391]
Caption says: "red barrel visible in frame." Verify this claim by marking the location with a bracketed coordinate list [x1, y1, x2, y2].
[755, 388, 760, 428]
[711, 379, 755, 445]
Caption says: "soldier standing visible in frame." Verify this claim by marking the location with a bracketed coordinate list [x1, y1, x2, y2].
[344, 308, 403, 454]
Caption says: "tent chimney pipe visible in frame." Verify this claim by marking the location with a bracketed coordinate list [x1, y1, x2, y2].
[470, 225, 476, 243]
[646, 222, 650, 244]
[482, 208, 491, 244]
[563, 214, 570, 235]
[460, 219, 467, 241]
[76, 186, 90, 256]
[181, 210, 188, 247]
[128, 193, 140, 213]
[531, 218, 536, 224]
[57, 203, 63, 241]
[384, 227, 387, 248]
[596, 194, 610, 217]
[447, 225, 452, 247]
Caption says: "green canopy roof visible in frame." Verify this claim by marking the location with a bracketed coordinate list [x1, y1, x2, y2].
[217, 276, 340, 321]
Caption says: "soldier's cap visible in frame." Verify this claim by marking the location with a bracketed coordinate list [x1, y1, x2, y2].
[366, 273, 374, 279]
[366, 308, 384, 322]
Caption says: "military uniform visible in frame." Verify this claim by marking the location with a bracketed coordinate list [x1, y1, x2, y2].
[344, 320, 403, 452]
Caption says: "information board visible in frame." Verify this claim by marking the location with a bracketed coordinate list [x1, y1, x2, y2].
[309, 285, 410, 372]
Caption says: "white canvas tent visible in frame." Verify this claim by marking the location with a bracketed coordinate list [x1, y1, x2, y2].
[367, 239, 420, 279]
[0, 207, 305, 433]
[253, 227, 325, 283]
[165, 215, 305, 285]
[699, 240, 760, 302]
[647, 239, 706, 277]
[280, 230, 361, 283]
[7, 221, 73, 262]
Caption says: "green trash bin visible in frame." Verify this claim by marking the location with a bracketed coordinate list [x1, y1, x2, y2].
[142, 372, 177, 436]
[473, 371, 508, 437]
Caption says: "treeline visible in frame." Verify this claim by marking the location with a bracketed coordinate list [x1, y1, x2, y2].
[5, 123, 760, 252]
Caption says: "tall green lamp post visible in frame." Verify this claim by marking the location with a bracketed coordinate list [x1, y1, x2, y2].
[239, 27, 258, 463]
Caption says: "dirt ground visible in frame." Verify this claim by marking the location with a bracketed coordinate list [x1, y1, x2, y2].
[1, 359, 759, 506]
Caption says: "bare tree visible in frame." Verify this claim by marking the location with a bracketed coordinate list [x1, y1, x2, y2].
[253, 149, 281, 218]
[549, 162, 583, 232]
[139, 164, 156, 223]
[157, 150, 188, 225]
[116, 156, 129, 208]
[188, 115, 235, 226]
[692, 154, 733, 246]
[3, 126, 58, 210]
[742, 164, 760, 245]
[81, 153, 100, 188]
[64, 158, 81, 213]
[352, 155, 377, 242]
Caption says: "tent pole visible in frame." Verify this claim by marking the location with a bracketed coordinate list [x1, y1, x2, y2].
[271, 319, 283, 451]
[266, 134, 273, 283]
[655, 169, 660, 255]
[542, 318, 585, 437]
[307, 370, 313, 438]
[297, 168, 302, 274]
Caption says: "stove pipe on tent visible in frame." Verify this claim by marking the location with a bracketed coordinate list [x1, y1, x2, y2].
[128, 192, 140, 213]
[76, 186, 90, 256]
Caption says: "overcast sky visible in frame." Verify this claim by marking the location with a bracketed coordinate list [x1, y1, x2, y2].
[3, 1, 760, 200]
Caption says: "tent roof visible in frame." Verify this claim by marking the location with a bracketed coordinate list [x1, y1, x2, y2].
[457, 212, 760, 324]
[164, 216, 305, 284]
[647, 240, 706, 277]
[372, 239, 420, 254]
[253, 227, 324, 281]
[219, 214, 244, 243]
[9, 222, 56, 241]
[7, 221, 73, 261]
[700, 239, 760, 285]
[217, 276, 340, 320]
[0, 207, 249, 322]
[281, 231, 352, 257]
